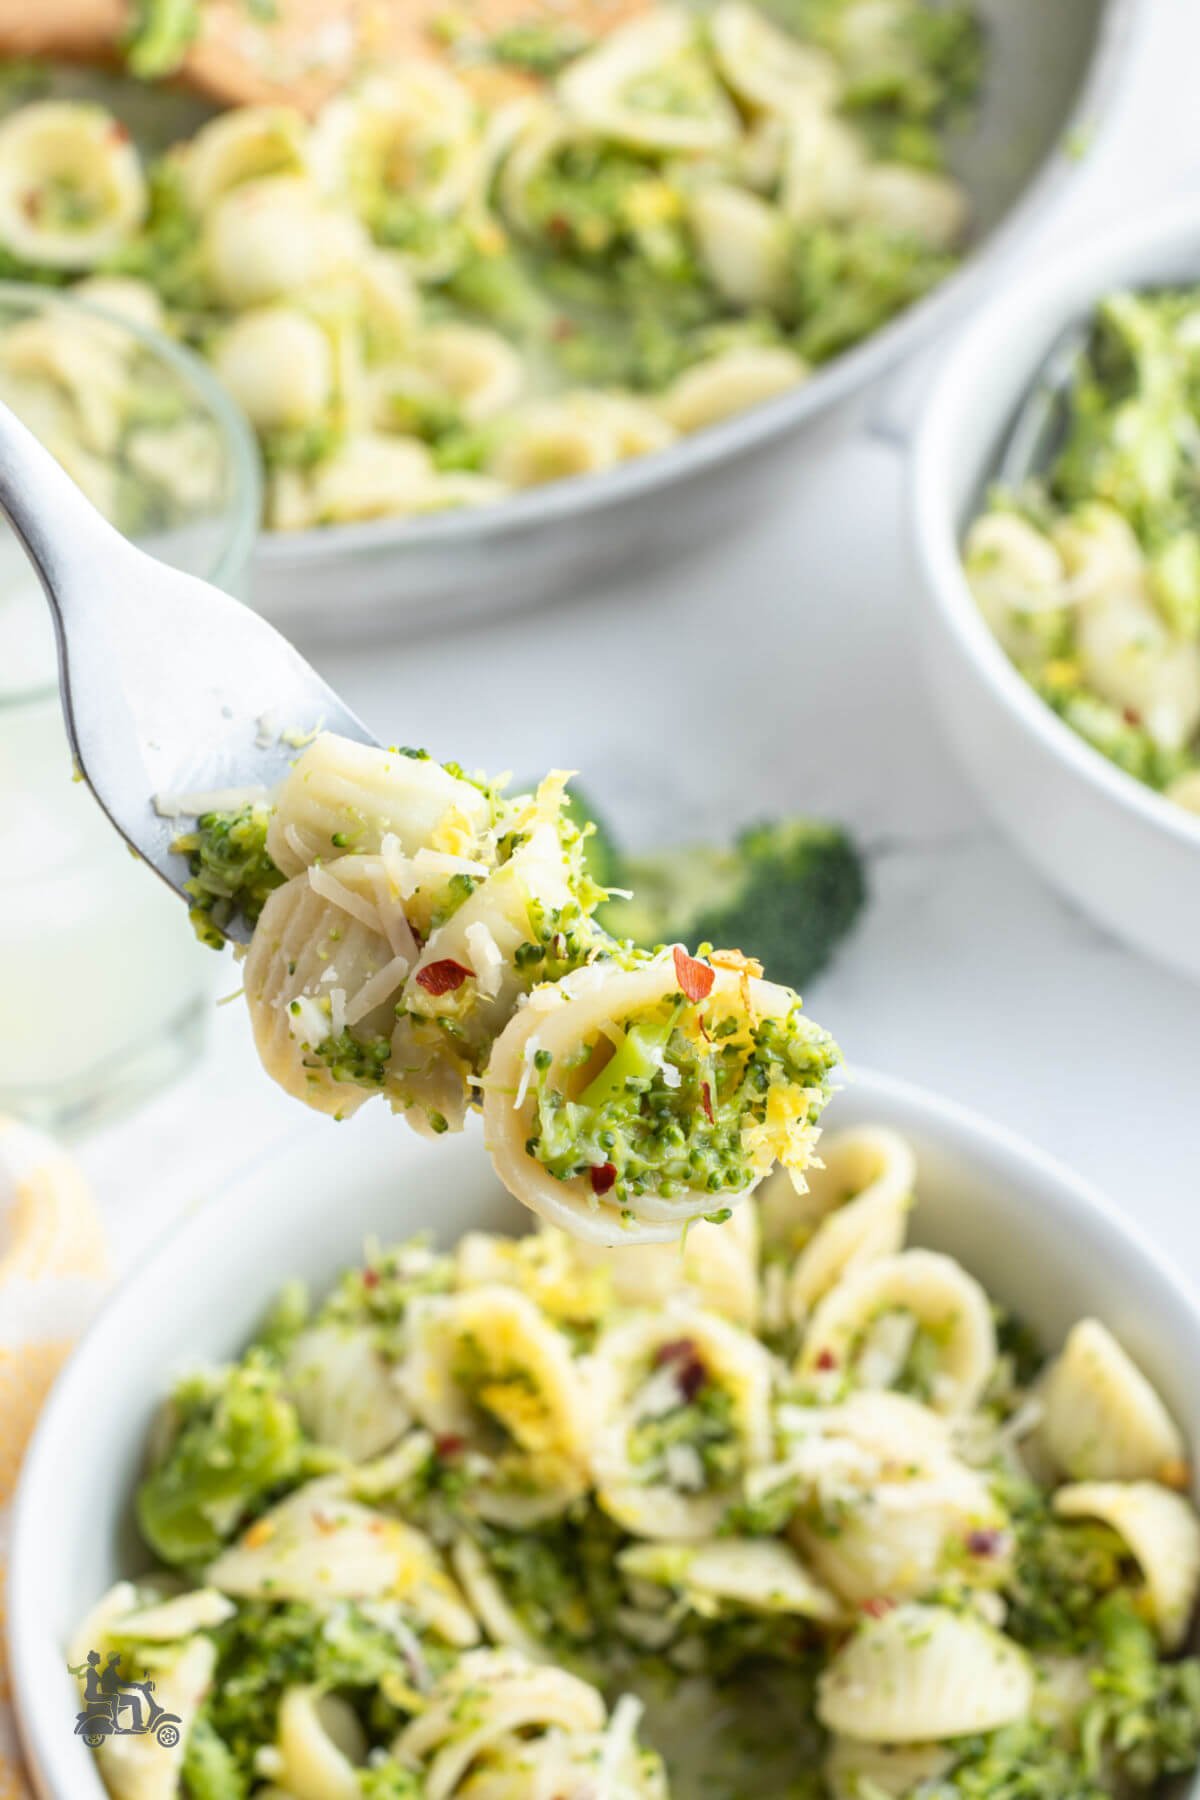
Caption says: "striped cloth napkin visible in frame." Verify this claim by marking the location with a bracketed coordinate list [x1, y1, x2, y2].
[0, 1117, 111, 1800]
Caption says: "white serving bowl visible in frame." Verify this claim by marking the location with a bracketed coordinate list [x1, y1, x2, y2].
[11, 1068, 1200, 1798]
[910, 197, 1200, 981]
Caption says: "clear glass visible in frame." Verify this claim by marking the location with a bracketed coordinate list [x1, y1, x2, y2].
[0, 284, 260, 1135]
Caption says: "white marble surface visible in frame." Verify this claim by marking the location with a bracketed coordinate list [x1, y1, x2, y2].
[76, 0, 1200, 1281]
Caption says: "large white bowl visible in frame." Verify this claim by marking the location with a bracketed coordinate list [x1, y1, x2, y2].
[11, 1068, 1200, 1797]
[911, 197, 1200, 982]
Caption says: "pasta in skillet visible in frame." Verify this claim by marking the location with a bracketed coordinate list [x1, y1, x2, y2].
[175, 731, 840, 1242]
[0, 0, 979, 532]
[72, 1126, 1200, 1800]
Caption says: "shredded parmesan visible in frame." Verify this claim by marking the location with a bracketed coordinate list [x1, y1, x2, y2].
[464, 921, 504, 1002]
[599, 1693, 644, 1797]
[255, 708, 283, 748]
[514, 1034, 543, 1110]
[286, 995, 328, 1045]
[307, 864, 384, 934]
[344, 954, 412, 1027]
[366, 866, 420, 961]
[155, 784, 269, 820]
[329, 987, 347, 1037]
[284, 822, 312, 864]
[412, 846, 489, 881]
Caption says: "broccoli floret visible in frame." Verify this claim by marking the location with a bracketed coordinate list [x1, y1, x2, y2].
[1080, 1594, 1200, 1787]
[790, 221, 956, 364]
[136, 1353, 302, 1565]
[601, 818, 864, 992]
[181, 1711, 248, 1800]
[173, 803, 284, 948]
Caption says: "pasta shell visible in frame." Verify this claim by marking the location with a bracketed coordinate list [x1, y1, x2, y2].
[204, 175, 366, 311]
[849, 164, 968, 249]
[309, 433, 438, 524]
[658, 347, 808, 434]
[417, 324, 526, 425]
[71, 274, 165, 337]
[483, 951, 828, 1245]
[107, 1588, 235, 1641]
[781, 108, 866, 225]
[451, 1535, 550, 1661]
[964, 512, 1068, 664]
[0, 101, 146, 269]
[268, 1686, 365, 1800]
[570, 1198, 762, 1328]
[243, 857, 406, 1118]
[1033, 1317, 1187, 1483]
[267, 734, 492, 878]
[312, 65, 479, 223]
[400, 1285, 590, 1525]
[394, 1649, 606, 1800]
[1054, 1481, 1200, 1650]
[759, 1124, 913, 1324]
[711, 1, 841, 114]
[688, 184, 790, 310]
[1076, 573, 1200, 752]
[93, 1636, 215, 1800]
[557, 9, 739, 154]
[180, 105, 310, 213]
[816, 1603, 1033, 1742]
[283, 1323, 412, 1461]
[588, 1303, 773, 1539]
[798, 1250, 996, 1415]
[207, 1476, 479, 1644]
[619, 1536, 842, 1621]
[214, 306, 334, 432]
[824, 1736, 955, 1800]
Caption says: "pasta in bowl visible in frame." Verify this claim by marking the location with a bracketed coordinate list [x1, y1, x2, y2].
[0, 1, 976, 547]
[13, 1078, 1200, 1800]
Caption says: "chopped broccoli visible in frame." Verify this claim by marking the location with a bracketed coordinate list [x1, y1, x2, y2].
[600, 818, 865, 992]
[1081, 1595, 1200, 1787]
[124, 0, 202, 78]
[136, 1353, 302, 1565]
[940, 1723, 1106, 1798]
[181, 1711, 248, 1800]
[789, 221, 956, 364]
[173, 803, 284, 948]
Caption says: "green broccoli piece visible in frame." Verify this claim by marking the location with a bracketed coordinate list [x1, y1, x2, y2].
[601, 818, 865, 992]
[790, 220, 956, 364]
[940, 1723, 1106, 1798]
[181, 1711, 249, 1800]
[1080, 1594, 1200, 1787]
[136, 1353, 302, 1565]
[124, 0, 202, 77]
[173, 803, 284, 948]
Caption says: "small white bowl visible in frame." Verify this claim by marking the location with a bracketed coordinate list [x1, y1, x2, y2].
[911, 197, 1200, 981]
[10, 1070, 1200, 1798]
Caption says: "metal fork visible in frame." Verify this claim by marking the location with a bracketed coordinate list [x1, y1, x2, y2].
[0, 402, 376, 943]
[993, 318, 1091, 491]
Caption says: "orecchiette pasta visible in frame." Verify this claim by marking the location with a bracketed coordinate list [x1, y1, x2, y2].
[0, 101, 146, 269]
[657, 347, 808, 433]
[75, 1119, 1200, 1800]
[588, 1304, 772, 1538]
[180, 105, 311, 213]
[213, 306, 335, 432]
[711, 0, 842, 115]
[557, 10, 740, 154]
[1054, 1481, 1200, 1650]
[816, 1603, 1034, 1742]
[797, 1248, 996, 1414]
[1033, 1316, 1188, 1483]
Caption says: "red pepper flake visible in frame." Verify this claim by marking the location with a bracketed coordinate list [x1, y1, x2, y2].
[362, 1267, 380, 1290]
[654, 1337, 708, 1402]
[415, 958, 473, 996]
[435, 1434, 466, 1460]
[590, 1161, 618, 1195]
[552, 316, 577, 341]
[815, 1348, 838, 1372]
[673, 946, 714, 1004]
[109, 121, 131, 143]
[862, 1597, 895, 1619]
[700, 1081, 715, 1124]
[1124, 707, 1142, 726]
[547, 213, 572, 240]
[966, 1528, 1006, 1558]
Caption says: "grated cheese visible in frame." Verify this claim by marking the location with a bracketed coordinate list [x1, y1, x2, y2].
[513, 1034, 543, 1110]
[307, 864, 384, 934]
[155, 784, 270, 820]
[464, 921, 504, 1002]
[344, 954, 412, 1027]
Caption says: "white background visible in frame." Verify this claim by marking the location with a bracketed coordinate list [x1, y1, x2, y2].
[76, 0, 1200, 1278]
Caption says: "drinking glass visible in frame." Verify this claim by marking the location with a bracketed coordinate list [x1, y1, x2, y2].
[0, 283, 260, 1133]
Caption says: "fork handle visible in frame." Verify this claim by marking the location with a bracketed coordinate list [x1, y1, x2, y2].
[0, 400, 126, 619]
